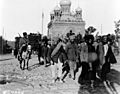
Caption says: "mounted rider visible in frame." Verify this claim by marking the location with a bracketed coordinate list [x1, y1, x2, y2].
[18, 32, 29, 60]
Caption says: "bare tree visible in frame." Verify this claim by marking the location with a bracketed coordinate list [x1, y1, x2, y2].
[114, 20, 120, 41]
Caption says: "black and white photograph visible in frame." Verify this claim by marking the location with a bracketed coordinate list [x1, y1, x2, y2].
[0, 0, 120, 94]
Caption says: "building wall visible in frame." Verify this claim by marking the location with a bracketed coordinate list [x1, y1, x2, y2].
[49, 22, 85, 38]
[0, 36, 3, 54]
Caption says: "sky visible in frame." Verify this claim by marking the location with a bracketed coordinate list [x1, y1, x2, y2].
[0, 0, 120, 41]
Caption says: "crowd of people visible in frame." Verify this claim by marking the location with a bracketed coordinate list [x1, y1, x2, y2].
[16, 30, 118, 88]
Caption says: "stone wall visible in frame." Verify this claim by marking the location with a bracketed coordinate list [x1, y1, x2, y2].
[49, 22, 85, 38]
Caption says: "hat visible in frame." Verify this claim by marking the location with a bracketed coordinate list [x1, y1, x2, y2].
[23, 32, 27, 36]
[52, 37, 59, 42]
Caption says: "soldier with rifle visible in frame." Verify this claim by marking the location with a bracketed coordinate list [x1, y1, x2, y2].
[18, 32, 30, 70]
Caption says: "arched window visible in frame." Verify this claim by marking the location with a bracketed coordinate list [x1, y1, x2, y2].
[51, 16, 52, 20]
[54, 12, 56, 16]
[57, 12, 59, 16]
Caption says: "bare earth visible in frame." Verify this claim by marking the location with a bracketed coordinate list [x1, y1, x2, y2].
[0, 54, 120, 94]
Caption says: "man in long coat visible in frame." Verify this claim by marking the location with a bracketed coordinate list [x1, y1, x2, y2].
[65, 35, 79, 80]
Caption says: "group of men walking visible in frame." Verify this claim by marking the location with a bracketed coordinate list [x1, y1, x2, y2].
[17, 31, 117, 88]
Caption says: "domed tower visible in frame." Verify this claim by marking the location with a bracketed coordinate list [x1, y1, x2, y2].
[50, 10, 55, 21]
[60, 0, 71, 15]
[54, 5, 61, 20]
[75, 7, 82, 21]
[48, 0, 86, 38]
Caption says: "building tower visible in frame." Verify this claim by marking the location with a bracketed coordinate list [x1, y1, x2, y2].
[48, 0, 85, 38]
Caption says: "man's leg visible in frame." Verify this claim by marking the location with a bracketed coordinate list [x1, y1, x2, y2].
[23, 60, 25, 70]
[73, 61, 77, 80]
[22, 51, 27, 70]
[69, 60, 74, 80]
[38, 55, 41, 64]
[51, 63, 57, 83]
[44, 57, 47, 67]
[19, 60, 22, 69]
[27, 59, 29, 69]
[57, 59, 63, 82]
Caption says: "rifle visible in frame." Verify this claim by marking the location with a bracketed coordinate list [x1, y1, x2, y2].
[18, 33, 22, 38]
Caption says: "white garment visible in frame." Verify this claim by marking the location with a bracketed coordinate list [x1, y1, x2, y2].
[22, 51, 28, 59]
[27, 45, 31, 51]
[51, 59, 63, 79]
[104, 44, 108, 56]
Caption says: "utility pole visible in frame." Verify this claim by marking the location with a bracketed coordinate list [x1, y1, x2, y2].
[42, 11, 44, 35]
[2, 27, 4, 54]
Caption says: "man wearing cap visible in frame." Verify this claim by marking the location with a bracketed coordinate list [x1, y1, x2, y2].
[19, 32, 29, 49]
[18, 32, 29, 69]
[65, 35, 79, 80]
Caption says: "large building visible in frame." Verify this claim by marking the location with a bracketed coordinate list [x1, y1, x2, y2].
[48, 0, 85, 38]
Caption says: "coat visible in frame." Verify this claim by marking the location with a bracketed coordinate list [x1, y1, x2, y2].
[80, 42, 97, 63]
[47, 43, 65, 63]
[80, 42, 88, 62]
[65, 42, 79, 61]
[96, 42, 105, 66]
[51, 42, 65, 57]
[41, 45, 48, 58]
[98, 43, 116, 74]
[19, 37, 29, 48]
[52, 43, 66, 63]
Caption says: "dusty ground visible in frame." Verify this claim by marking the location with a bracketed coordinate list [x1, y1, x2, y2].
[0, 54, 120, 94]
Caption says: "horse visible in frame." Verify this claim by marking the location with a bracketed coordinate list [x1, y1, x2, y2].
[18, 44, 31, 70]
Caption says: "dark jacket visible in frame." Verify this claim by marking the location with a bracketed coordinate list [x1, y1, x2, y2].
[19, 37, 29, 48]
[41, 45, 48, 58]
[19, 37, 29, 53]
[47, 42, 67, 63]
[58, 47, 67, 63]
[65, 42, 79, 61]
[52, 44, 66, 63]
[38, 43, 42, 56]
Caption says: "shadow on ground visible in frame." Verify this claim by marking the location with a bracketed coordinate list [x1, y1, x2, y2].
[78, 69, 120, 94]
[28, 63, 41, 71]
[0, 58, 14, 61]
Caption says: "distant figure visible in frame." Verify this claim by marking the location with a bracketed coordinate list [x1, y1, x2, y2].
[37, 41, 42, 64]
[27, 43, 32, 59]
[14, 48, 18, 58]
[14, 37, 20, 58]
[41, 42, 49, 66]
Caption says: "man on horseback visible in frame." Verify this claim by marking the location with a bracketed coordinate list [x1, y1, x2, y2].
[18, 32, 30, 70]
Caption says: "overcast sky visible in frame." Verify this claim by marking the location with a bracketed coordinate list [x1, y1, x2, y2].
[0, 0, 120, 41]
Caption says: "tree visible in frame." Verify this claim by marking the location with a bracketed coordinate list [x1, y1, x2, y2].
[28, 33, 42, 51]
[114, 20, 120, 35]
[114, 20, 120, 41]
